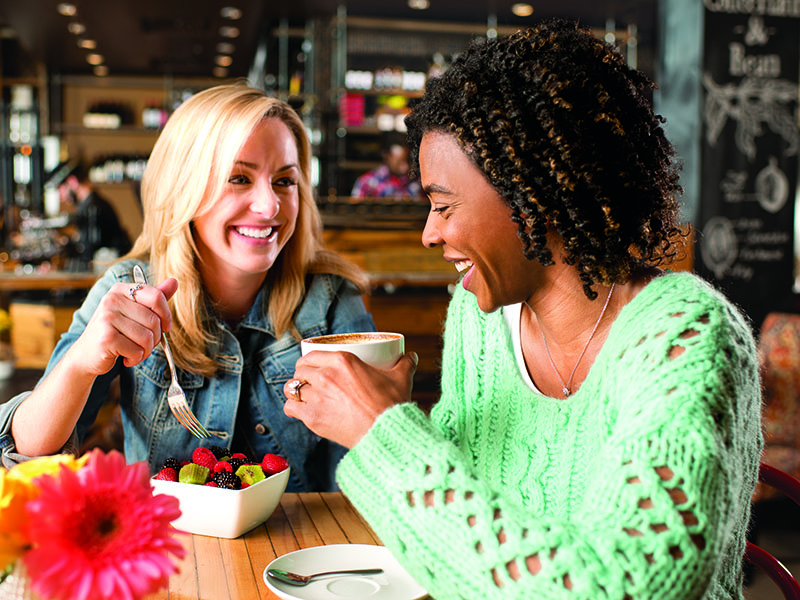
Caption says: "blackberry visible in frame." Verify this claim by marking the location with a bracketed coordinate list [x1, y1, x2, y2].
[228, 457, 247, 472]
[208, 445, 231, 460]
[213, 470, 242, 490]
[162, 457, 181, 472]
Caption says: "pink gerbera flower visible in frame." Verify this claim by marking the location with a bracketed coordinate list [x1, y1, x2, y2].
[21, 449, 185, 600]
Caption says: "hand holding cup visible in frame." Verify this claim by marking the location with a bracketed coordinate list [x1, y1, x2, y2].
[283, 332, 416, 448]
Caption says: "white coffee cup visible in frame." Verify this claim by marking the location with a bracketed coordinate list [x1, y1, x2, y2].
[300, 332, 404, 369]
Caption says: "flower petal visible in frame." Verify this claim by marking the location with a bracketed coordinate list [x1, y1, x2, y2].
[20, 450, 184, 600]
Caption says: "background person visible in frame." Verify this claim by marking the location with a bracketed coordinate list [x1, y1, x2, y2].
[51, 161, 133, 264]
[350, 131, 422, 199]
[0, 84, 374, 492]
[283, 19, 763, 597]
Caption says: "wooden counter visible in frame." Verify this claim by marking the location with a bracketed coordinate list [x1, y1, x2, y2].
[0, 270, 98, 291]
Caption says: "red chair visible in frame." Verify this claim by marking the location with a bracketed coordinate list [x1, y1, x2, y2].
[745, 464, 800, 599]
[755, 313, 800, 502]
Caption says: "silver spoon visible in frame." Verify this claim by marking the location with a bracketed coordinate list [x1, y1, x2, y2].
[267, 567, 384, 586]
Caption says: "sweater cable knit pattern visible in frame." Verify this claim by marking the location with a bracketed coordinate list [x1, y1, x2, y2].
[337, 271, 762, 599]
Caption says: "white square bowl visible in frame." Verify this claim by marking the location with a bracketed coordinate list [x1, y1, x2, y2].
[151, 467, 290, 538]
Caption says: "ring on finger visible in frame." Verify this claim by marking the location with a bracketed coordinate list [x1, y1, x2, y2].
[287, 378, 309, 401]
[129, 283, 144, 303]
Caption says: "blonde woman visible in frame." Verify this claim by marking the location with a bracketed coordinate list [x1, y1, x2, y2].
[1, 84, 373, 491]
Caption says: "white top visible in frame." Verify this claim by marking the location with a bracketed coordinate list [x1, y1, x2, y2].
[502, 303, 541, 394]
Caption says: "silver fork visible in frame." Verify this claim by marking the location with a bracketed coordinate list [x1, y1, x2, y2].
[132, 265, 212, 439]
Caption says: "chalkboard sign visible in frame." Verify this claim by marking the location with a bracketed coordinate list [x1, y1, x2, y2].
[695, 5, 800, 329]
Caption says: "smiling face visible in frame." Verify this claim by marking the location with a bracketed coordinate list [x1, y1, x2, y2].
[420, 131, 539, 313]
[192, 117, 300, 293]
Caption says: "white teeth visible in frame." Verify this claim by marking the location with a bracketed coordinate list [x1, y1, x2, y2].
[454, 260, 473, 273]
[235, 226, 274, 239]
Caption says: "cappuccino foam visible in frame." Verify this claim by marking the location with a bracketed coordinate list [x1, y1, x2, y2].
[305, 332, 401, 345]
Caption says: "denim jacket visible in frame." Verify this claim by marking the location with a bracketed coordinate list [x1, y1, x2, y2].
[0, 258, 375, 492]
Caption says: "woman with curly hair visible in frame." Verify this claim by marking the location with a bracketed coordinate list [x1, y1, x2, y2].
[285, 19, 762, 598]
[1, 84, 374, 492]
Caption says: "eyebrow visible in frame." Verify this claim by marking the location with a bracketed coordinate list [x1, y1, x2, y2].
[422, 183, 453, 196]
[233, 160, 299, 172]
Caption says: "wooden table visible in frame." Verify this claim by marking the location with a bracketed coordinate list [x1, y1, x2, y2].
[145, 492, 385, 600]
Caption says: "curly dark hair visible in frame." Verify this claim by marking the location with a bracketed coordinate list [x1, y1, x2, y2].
[405, 19, 685, 299]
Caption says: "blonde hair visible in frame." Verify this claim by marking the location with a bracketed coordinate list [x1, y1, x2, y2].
[128, 84, 368, 376]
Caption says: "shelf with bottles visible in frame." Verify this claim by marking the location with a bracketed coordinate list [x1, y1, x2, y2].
[338, 91, 414, 134]
[55, 98, 169, 135]
[256, 21, 317, 111]
[1, 84, 47, 240]
[4, 88, 39, 148]
[343, 67, 427, 96]
[316, 15, 476, 196]
[57, 75, 216, 134]
[57, 123, 160, 136]
[86, 154, 148, 185]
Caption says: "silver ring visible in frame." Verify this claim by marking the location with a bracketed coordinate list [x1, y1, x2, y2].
[287, 378, 309, 401]
[129, 283, 144, 302]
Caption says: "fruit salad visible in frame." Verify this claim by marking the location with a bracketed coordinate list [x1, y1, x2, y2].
[152, 445, 289, 490]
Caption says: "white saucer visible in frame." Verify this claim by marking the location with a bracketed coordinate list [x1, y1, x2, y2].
[263, 544, 428, 600]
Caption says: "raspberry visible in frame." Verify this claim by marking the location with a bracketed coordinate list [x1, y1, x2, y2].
[162, 457, 181, 472]
[214, 461, 233, 473]
[154, 467, 178, 481]
[208, 445, 231, 460]
[261, 453, 289, 476]
[204, 481, 218, 487]
[192, 447, 217, 471]
[213, 470, 241, 490]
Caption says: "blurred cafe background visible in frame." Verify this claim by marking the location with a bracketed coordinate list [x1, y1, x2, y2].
[0, 0, 663, 392]
[1, 0, 800, 403]
[1, 2, 800, 597]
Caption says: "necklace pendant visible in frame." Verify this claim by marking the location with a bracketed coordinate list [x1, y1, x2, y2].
[562, 386, 571, 397]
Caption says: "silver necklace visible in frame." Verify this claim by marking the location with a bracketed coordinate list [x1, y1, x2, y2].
[525, 283, 615, 398]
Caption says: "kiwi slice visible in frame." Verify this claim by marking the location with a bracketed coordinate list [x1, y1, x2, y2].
[178, 463, 210, 485]
[235, 463, 266, 485]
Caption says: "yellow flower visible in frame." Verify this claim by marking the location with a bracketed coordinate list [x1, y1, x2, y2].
[5, 454, 89, 488]
[0, 469, 30, 571]
[0, 454, 89, 571]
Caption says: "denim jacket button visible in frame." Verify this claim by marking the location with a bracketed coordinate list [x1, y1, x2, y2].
[254, 423, 267, 435]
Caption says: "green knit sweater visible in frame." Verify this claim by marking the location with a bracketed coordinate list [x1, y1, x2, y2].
[337, 272, 763, 599]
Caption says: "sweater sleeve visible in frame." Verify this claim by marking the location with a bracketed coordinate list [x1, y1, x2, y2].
[336, 276, 762, 599]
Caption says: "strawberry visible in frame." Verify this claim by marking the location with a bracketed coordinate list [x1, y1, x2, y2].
[231, 452, 250, 462]
[261, 453, 289, 476]
[204, 481, 218, 487]
[192, 447, 217, 471]
[154, 467, 178, 482]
